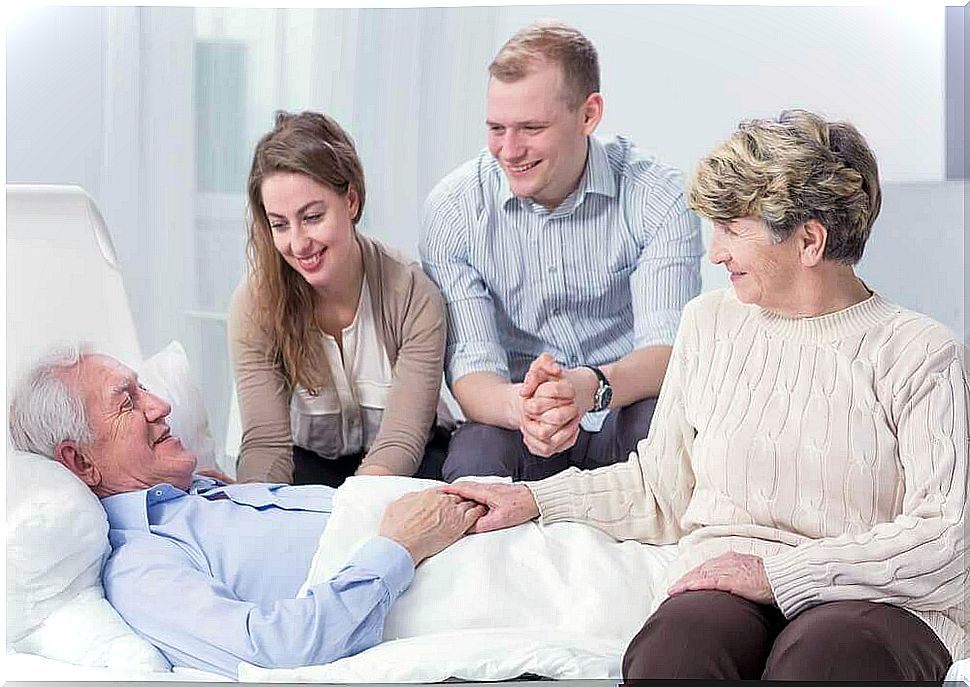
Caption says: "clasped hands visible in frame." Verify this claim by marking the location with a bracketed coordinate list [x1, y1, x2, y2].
[517, 353, 597, 457]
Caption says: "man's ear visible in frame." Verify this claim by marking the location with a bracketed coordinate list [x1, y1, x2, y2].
[55, 441, 101, 489]
[579, 93, 604, 135]
[798, 219, 828, 267]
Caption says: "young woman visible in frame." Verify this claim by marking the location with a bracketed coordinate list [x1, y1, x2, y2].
[229, 111, 450, 486]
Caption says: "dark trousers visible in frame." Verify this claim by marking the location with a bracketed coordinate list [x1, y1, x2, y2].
[622, 590, 952, 681]
[293, 425, 451, 487]
[442, 397, 658, 482]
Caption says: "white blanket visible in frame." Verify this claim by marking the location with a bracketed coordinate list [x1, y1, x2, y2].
[239, 476, 677, 682]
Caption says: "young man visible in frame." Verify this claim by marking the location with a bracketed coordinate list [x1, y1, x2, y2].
[420, 21, 702, 481]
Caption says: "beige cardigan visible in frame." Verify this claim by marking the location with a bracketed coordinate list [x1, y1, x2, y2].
[228, 234, 446, 483]
[527, 288, 968, 660]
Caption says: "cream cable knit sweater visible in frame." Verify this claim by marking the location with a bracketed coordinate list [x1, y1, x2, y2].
[527, 288, 968, 660]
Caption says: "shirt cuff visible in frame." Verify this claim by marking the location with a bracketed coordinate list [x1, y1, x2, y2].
[347, 536, 416, 598]
[447, 342, 510, 388]
[579, 410, 608, 433]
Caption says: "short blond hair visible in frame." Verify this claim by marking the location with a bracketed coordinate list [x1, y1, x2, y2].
[489, 20, 599, 110]
[688, 109, 881, 265]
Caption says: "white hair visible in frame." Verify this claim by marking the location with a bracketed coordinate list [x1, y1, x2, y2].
[8, 343, 95, 458]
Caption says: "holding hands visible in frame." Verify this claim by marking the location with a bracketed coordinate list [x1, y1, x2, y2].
[518, 353, 598, 457]
[378, 489, 487, 565]
[439, 481, 540, 534]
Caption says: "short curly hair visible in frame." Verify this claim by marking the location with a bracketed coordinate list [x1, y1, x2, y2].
[688, 109, 882, 265]
[489, 20, 600, 110]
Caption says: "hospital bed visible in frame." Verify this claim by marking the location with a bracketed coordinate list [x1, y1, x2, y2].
[5, 185, 968, 684]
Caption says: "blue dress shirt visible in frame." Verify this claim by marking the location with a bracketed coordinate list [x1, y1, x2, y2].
[420, 135, 703, 431]
[101, 478, 414, 678]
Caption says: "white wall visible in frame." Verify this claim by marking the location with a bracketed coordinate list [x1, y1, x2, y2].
[6, 7, 106, 198]
[857, 181, 966, 341]
[492, 5, 946, 184]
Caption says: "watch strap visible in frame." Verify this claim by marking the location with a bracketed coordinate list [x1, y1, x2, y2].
[582, 365, 611, 412]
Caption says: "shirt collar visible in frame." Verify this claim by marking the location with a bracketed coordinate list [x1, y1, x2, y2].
[498, 135, 617, 213]
[101, 476, 223, 532]
[582, 134, 618, 201]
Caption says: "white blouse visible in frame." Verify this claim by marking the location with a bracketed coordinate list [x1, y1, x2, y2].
[289, 279, 392, 459]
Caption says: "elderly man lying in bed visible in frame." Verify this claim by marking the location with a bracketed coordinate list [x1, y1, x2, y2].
[8, 346, 485, 678]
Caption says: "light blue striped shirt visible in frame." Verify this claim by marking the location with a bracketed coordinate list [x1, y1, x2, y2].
[420, 135, 702, 430]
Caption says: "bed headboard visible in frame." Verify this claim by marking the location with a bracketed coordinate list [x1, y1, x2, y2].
[6, 184, 143, 395]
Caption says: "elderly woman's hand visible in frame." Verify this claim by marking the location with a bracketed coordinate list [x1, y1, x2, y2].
[667, 552, 775, 605]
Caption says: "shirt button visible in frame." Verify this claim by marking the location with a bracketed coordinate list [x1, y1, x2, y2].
[552, 307, 561, 315]
[549, 266, 558, 273]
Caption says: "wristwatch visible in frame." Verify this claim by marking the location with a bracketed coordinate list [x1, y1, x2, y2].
[582, 365, 613, 412]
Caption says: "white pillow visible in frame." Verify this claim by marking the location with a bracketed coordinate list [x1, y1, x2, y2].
[13, 587, 170, 670]
[5, 450, 168, 670]
[5, 340, 217, 670]
[138, 340, 219, 472]
[6, 450, 109, 643]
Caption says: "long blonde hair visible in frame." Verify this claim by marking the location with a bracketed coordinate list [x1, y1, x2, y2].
[245, 111, 366, 392]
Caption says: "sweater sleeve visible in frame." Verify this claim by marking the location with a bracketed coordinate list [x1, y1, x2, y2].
[227, 281, 295, 484]
[763, 340, 969, 618]
[525, 300, 699, 544]
[360, 266, 447, 475]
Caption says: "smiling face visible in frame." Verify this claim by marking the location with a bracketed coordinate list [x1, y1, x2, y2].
[260, 171, 360, 292]
[63, 355, 197, 496]
[708, 216, 803, 310]
[486, 60, 601, 210]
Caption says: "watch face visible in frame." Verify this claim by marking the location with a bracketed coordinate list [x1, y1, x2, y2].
[595, 385, 613, 412]
[601, 385, 613, 408]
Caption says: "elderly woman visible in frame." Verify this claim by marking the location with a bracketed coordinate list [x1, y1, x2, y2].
[444, 110, 967, 680]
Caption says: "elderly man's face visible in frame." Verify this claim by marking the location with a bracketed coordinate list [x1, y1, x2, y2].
[65, 354, 197, 496]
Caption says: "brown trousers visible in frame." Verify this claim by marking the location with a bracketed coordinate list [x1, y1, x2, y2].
[622, 590, 951, 681]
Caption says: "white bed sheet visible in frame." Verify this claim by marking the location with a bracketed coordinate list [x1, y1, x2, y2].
[9, 651, 969, 683]
[4, 650, 228, 682]
[238, 476, 668, 682]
